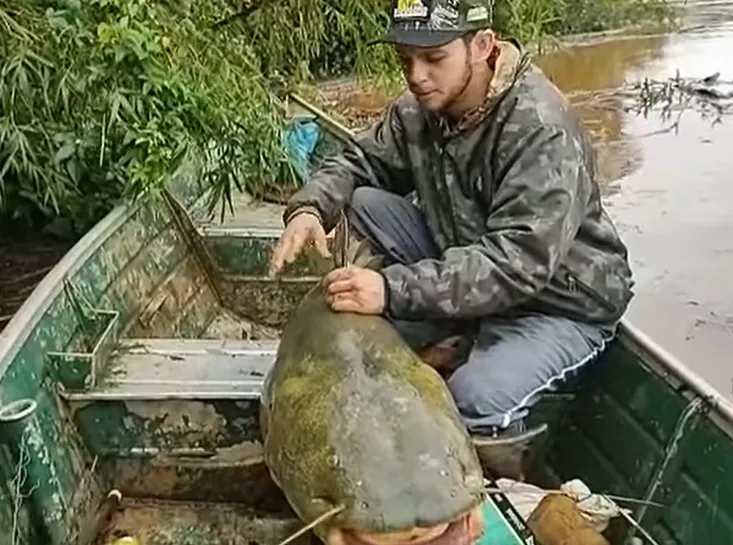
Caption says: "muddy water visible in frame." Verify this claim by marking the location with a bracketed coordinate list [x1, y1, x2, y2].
[536, 0, 733, 399]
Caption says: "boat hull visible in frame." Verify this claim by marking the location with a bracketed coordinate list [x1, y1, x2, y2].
[0, 112, 732, 545]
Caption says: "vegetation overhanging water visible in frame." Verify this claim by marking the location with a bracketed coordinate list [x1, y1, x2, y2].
[0, 0, 678, 237]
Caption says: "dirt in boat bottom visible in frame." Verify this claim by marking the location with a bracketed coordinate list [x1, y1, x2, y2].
[95, 491, 539, 545]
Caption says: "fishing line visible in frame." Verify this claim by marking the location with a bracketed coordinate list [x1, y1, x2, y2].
[482, 485, 665, 508]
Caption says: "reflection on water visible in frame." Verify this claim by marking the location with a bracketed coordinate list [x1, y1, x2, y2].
[536, 34, 669, 94]
[534, 1, 733, 186]
[536, 34, 671, 189]
[536, 0, 733, 396]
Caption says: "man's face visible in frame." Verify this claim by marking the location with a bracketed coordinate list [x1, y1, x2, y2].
[394, 35, 482, 112]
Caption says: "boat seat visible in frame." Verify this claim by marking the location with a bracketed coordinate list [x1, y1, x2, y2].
[61, 338, 573, 462]
[62, 337, 577, 406]
[63, 338, 277, 401]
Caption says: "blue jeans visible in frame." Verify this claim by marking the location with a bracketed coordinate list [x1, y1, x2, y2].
[347, 187, 613, 432]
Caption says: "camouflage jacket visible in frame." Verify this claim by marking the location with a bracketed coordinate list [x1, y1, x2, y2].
[283, 41, 634, 327]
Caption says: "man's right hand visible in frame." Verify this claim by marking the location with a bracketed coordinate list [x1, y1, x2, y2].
[268, 212, 331, 277]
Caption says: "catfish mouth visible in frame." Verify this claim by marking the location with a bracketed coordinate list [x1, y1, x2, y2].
[328, 505, 483, 545]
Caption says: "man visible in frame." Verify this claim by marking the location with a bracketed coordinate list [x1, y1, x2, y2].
[269, 0, 634, 480]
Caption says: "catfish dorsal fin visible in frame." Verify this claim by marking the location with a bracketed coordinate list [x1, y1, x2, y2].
[332, 209, 349, 269]
[332, 208, 384, 271]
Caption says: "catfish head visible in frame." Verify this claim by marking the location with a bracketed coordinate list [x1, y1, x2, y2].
[274, 331, 487, 545]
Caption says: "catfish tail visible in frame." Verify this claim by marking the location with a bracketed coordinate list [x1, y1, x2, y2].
[332, 208, 384, 271]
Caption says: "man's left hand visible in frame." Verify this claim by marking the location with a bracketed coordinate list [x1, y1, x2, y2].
[325, 266, 386, 315]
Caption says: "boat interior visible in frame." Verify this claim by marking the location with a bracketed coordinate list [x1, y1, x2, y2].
[0, 107, 731, 545]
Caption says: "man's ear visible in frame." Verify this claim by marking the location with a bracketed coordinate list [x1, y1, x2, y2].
[472, 29, 496, 61]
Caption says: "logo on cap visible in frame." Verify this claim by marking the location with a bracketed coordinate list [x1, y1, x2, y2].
[394, 0, 429, 19]
[428, 3, 459, 29]
[466, 5, 489, 21]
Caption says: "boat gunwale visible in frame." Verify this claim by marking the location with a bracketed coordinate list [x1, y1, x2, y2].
[618, 321, 733, 429]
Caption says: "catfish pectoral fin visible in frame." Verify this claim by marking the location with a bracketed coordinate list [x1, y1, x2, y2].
[330, 207, 384, 270]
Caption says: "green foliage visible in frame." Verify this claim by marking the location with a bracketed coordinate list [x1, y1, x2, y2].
[549, 0, 676, 35]
[493, 0, 677, 46]
[235, 0, 398, 82]
[0, 0, 676, 235]
[0, 0, 297, 234]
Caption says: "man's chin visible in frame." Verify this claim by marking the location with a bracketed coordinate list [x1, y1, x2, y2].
[413, 92, 444, 111]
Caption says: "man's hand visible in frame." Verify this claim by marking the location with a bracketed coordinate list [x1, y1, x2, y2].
[325, 266, 386, 315]
[269, 212, 330, 276]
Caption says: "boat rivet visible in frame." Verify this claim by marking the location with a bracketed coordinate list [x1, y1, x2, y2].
[450, 489, 457, 497]
[440, 470, 449, 477]
[361, 501, 369, 509]
[327, 455, 339, 467]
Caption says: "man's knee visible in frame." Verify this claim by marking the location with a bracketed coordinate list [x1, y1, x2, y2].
[346, 187, 438, 265]
[447, 364, 521, 428]
[446, 315, 612, 430]
[348, 187, 389, 219]
[347, 187, 392, 241]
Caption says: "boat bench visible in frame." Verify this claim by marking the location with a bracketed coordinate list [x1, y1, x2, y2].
[61, 337, 576, 465]
[63, 337, 578, 407]
[64, 338, 277, 401]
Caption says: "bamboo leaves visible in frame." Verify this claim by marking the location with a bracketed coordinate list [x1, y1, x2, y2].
[0, 0, 297, 234]
[0, 0, 677, 235]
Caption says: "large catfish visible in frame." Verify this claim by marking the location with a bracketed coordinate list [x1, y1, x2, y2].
[260, 215, 486, 545]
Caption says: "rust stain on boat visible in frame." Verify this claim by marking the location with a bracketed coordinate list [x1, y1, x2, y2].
[123, 400, 228, 447]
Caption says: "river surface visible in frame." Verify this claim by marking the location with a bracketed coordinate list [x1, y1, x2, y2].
[535, 0, 733, 399]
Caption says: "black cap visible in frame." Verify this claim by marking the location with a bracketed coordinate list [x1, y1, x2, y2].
[373, 0, 493, 48]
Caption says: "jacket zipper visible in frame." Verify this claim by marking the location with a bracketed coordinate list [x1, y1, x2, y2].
[438, 141, 460, 245]
[566, 272, 618, 314]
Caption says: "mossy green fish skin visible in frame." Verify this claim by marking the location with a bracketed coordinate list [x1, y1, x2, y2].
[260, 280, 485, 541]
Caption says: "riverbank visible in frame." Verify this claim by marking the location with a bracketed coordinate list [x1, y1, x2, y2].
[0, 235, 73, 332]
[292, 13, 687, 136]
